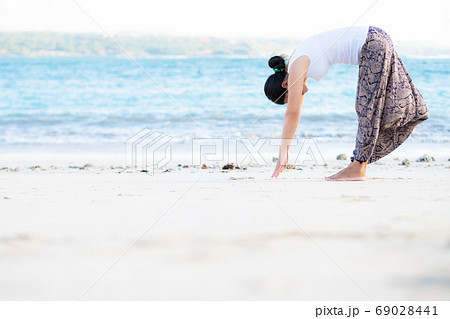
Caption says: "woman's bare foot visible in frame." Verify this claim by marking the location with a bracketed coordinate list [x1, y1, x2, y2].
[325, 161, 367, 181]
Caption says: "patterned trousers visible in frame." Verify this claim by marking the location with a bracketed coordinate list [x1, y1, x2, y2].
[352, 26, 429, 163]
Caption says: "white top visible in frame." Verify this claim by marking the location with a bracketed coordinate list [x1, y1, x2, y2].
[287, 26, 369, 81]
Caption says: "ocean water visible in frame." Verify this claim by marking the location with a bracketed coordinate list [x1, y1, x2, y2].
[0, 55, 448, 147]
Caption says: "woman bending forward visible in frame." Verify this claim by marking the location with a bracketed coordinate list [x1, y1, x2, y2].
[264, 26, 429, 181]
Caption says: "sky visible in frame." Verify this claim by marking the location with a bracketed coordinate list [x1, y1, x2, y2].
[0, 0, 449, 49]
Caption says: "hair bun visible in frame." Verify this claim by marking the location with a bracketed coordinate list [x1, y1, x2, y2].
[268, 56, 286, 70]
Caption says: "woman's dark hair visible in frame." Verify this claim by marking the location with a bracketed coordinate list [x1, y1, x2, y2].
[264, 55, 287, 105]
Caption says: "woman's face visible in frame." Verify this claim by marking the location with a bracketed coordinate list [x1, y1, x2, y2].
[281, 74, 289, 104]
[283, 91, 289, 104]
[281, 73, 308, 104]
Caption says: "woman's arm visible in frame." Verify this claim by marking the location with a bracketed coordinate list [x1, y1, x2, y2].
[272, 56, 309, 178]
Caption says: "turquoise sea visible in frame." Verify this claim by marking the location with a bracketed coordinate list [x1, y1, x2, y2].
[0, 56, 448, 146]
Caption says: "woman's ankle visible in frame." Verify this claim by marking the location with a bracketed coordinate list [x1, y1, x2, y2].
[350, 161, 367, 173]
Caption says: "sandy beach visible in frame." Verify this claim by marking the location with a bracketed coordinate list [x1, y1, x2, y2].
[1, 141, 449, 300]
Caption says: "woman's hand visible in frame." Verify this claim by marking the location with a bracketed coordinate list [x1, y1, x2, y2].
[271, 150, 288, 178]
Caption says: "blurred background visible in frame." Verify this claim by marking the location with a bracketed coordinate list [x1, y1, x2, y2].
[0, 0, 449, 151]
